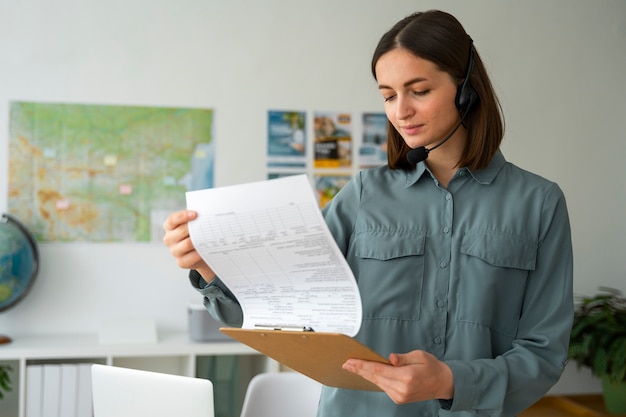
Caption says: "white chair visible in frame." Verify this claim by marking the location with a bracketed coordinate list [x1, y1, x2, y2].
[239, 372, 322, 417]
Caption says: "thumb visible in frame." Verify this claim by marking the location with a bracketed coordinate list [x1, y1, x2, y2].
[389, 350, 428, 366]
[389, 352, 408, 366]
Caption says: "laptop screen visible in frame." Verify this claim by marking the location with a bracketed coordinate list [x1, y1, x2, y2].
[91, 364, 214, 417]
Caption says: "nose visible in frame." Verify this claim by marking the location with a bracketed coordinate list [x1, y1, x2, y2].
[395, 95, 414, 120]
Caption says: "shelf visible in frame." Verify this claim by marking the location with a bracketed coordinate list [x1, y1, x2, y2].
[0, 332, 272, 417]
[0, 332, 258, 360]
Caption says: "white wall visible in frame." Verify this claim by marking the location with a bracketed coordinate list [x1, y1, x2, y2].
[0, 0, 624, 365]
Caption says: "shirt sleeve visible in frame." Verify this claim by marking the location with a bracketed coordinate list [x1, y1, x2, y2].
[444, 183, 574, 415]
[188, 270, 244, 327]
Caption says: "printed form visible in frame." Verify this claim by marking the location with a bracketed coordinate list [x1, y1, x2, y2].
[186, 174, 362, 336]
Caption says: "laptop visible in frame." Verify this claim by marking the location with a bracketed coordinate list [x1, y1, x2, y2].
[91, 364, 214, 417]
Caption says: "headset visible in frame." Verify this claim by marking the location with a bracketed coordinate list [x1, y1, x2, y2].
[455, 36, 478, 114]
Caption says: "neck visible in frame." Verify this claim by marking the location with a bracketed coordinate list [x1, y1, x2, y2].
[425, 128, 466, 187]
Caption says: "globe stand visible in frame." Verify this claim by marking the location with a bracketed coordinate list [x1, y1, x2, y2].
[0, 335, 10, 344]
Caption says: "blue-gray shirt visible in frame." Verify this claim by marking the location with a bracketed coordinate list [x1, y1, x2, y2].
[193, 151, 573, 417]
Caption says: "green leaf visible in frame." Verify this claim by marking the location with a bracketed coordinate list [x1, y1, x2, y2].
[0, 364, 12, 399]
[569, 287, 626, 382]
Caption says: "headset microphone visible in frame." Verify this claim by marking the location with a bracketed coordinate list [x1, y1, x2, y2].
[406, 115, 467, 165]
[406, 146, 429, 165]
[406, 37, 478, 166]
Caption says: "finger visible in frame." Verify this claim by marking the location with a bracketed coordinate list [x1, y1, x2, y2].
[176, 250, 204, 270]
[390, 351, 427, 367]
[170, 237, 204, 269]
[163, 210, 196, 232]
[344, 359, 427, 405]
[343, 359, 394, 384]
[343, 360, 407, 401]
[169, 234, 195, 257]
[389, 353, 404, 366]
[163, 212, 198, 247]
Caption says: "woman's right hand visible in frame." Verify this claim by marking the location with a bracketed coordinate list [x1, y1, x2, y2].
[163, 210, 216, 282]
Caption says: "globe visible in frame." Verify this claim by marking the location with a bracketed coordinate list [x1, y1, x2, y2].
[0, 213, 39, 344]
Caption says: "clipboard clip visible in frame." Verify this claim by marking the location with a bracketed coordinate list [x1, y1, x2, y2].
[254, 324, 315, 332]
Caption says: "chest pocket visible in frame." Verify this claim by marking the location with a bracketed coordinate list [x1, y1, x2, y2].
[457, 231, 538, 338]
[461, 231, 537, 270]
[352, 230, 426, 321]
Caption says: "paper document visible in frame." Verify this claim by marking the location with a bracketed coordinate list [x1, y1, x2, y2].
[186, 174, 362, 336]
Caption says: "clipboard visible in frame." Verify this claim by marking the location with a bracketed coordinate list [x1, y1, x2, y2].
[220, 327, 389, 391]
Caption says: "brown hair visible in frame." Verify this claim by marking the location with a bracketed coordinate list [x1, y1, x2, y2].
[372, 10, 504, 170]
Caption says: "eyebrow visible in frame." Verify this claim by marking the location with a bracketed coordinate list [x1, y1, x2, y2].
[378, 77, 428, 90]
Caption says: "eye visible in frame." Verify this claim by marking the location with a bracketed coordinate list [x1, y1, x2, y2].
[383, 94, 396, 102]
[413, 89, 430, 97]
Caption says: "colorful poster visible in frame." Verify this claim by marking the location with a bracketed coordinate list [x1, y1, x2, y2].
[8, 102, 214, 242]
[313, 112, 352, 169]
[267, 172, 303, 180]
[314, 174, 351, 209]
[267, 110, 306, 168]
[360, 112, 388, 168]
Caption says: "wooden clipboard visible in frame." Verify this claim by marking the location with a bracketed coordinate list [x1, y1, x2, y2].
[220, 327, 389, 391]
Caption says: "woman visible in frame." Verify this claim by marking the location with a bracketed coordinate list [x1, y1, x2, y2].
[163, 10, 573, 417]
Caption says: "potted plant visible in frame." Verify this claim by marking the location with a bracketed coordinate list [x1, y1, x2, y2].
[568, 287, 626, 414]
[0, 364, 11, 400]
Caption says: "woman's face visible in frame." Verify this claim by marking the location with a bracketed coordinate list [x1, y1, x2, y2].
[375, 48, 463, 151]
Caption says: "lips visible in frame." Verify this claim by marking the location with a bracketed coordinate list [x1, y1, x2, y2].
[400, 124, 424, 135]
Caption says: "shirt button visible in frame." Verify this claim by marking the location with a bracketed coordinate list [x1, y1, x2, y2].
[440, 261, 448, 268]
[445, 194, 452, 201]
[434, 336, 442, 345]
[437, 300, 445, 308]
[443, 226, 450, 234]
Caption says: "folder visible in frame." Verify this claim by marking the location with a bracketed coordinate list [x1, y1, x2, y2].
[59, 364, 78, 417]
[76, 363, 93, 417]
[26, 364, 44, 417]
[220, 327, 389, 391]
[41, 364, 61, 417]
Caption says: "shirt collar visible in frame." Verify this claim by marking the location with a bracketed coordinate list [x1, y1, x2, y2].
[405, 159, 428, 187]
[404, 150, 506, 187]
[467, 150, 506, 184]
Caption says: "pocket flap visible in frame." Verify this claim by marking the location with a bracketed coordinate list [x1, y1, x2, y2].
[461, 231, 537, 270]
[354, 230, 426, 260]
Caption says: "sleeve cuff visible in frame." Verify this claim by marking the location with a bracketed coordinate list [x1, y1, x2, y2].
[189, 269, 212, 290]
[188, 270, 243, 327]
[442, 360, 476, 412]
[438, 399, 453, 410]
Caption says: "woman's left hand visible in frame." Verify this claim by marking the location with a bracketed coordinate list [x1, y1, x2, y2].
[342, 350, 454, 404]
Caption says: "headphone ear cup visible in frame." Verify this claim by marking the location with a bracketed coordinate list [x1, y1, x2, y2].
[455, 82, 478, 114]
